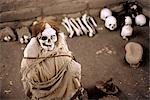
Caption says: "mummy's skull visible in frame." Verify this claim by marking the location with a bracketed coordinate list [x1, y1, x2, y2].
[100, 8, 112, 21]
[125, 16, 132, 25]
[135, 14, 146, 26]
[105, 16, 117, 30]
[38, 23, 57, 51]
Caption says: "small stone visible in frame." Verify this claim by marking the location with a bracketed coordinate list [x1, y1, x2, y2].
[107, 50, 113, 54]
[101, 48, 105, 51]
[0, 27, 16, 41]
[127, 93, 132, 96]
[134, 82, 138, 86]
[16, 26, 31, 44]
[141, 77, 144, 81]
[4, 90, 11, 94]
[5, 73, 8, 76]
[145, 94, 149, 98]
[21, 47, 25, 50]
[105, 47, 109, 51]
[9, 81, 13, 86]
[96, 50, 103, 55]
[119, 81, 122, 84]
[97, 27, 103, 31]
[0, 76, 2, 80]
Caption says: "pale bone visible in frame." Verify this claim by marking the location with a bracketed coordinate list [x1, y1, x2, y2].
[70, 18, 83, 35]
[62, 17, 74, 38]
[82, 14, 94, 37]
[69, 19, 81, 36]
[76, 17, 89, 35]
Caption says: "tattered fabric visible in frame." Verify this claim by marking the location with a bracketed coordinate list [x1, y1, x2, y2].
[20, 50, 81, 100]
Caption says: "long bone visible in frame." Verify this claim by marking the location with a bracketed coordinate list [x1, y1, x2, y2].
[62, 17, 74, 38]
[89, 16, 97, 27]
[76, 17, 89, 35]
[70, 18, 83, 35]
[87, 16, 96, 36]
[61, 22, 71, 34]
[69, 18, 81, 36]
[82, 14, 94, 37]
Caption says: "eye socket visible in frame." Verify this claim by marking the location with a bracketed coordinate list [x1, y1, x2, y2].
[41, 36, 47, 40]
[109, 24, 112, 26]
[51, 35, 56, 40]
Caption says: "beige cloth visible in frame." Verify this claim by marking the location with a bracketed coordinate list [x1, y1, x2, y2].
[20, 49, 81, 100]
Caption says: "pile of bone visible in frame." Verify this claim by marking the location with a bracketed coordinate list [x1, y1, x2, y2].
[62, 14, 97, 38]
[0, 26, 31, 44]
[100, 1, 147, 41]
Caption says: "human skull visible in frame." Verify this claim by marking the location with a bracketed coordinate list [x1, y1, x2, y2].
[125, 16, 132, 25]
[121, 25, 133, 40]
[100, 8, 112, 21]
[105, 16, 117, 30]
[38, 23, 57, 51]
[135, 14, 146, 26]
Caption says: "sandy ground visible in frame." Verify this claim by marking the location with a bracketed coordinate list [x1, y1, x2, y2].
[0, 19, 149, 100]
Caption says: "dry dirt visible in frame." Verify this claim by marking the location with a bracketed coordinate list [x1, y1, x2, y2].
[0, 19, 149, 100]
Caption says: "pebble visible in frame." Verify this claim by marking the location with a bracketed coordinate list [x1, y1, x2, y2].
[9, 81, 13, 86]
[4, 90, 11, 94]
[96, 50, 103, 55]
[5, 73, 8, 76]
[97, 27, 103, 31]
[96, 46, 116, 55]
[21, 47, 25, 50]
[107, 50, 113, 54]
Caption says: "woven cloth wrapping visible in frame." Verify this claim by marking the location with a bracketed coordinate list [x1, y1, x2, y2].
[20, 44, 81, 100]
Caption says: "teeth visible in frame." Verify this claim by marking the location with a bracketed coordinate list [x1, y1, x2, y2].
[43, 43, 51, 47]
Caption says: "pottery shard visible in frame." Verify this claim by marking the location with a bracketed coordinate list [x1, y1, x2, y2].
[125, 42, 143, 65]
[16, 26, 31, 39]
[0, 27, 16, 41]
